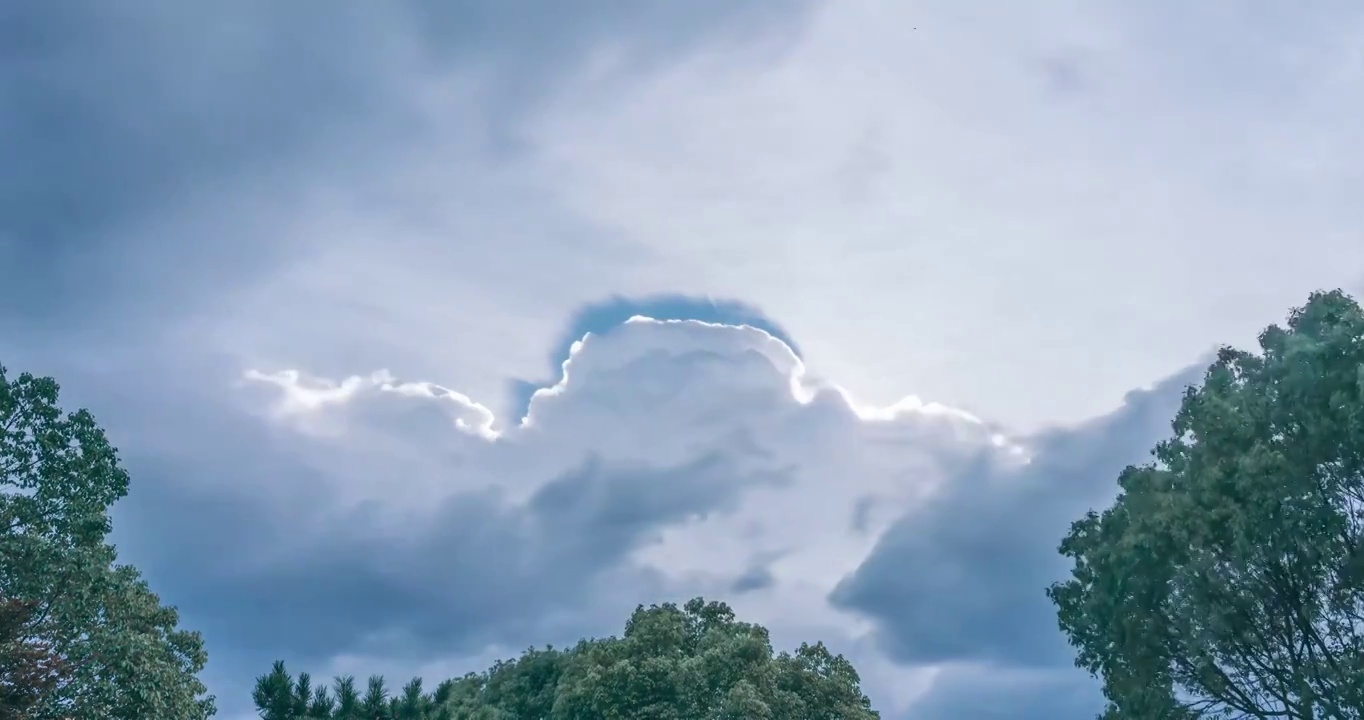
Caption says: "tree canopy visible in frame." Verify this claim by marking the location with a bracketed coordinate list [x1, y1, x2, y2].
[1049, 290, 1364, 718]
[0, 596, 69, 719]
[254, 597, 880, 719]
[0, 365, 216, 719]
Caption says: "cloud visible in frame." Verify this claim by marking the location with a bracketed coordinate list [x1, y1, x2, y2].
[831, 363, 1203, 668]
[12, 0, 1356, 441]
[9, 2, 1361, 718]
[508, 294, 805, 422]
[67, 314, 1005, 716]
[0, 0, 810, 364]
[0, 0, 407, 340]
[173, 452, 780, 663]
[240, 316, 1211, 714]
[522, 0, 1364, 429]
[16, 298, 1216, 719]
[81, 312, 1199, 718]
[899, 663, 1106, 720]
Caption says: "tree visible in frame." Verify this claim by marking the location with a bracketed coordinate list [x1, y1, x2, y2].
[361, 675, 390, 719]
[1049, 290, 1364, 718]
[332, 675, 363, 720]
[0, 597, 71, 719]
[252, 661, 297, 720]
[0, 364, 216, 719]
[550, 598, 878, 719]
[254, 597, 879, 719]
[308, 683, 338, 719]
[253, 663, 341, 720]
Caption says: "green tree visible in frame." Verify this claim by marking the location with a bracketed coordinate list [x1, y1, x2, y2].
[253, 661, 297, 720]
[550, 598, 878, 720]
[0, 364, 215, 719]
[1049, 290, 1364, 718]
[256, 596, 878, 719]
[332, 675, 363, 720]
[395, 677, 427, 720]
[361, 675, 390, 718]
[253, 666, 450, 720]
[308, 683, 338, 719]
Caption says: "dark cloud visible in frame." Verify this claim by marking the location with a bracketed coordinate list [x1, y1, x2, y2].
[901, 664, 1103, 720]
[729, 564, 777, 594]
[850, 495, 876, 533]
[151, 442, 771, 637]
[98, 371, 783, 715]
[5, 6, 815, 703]
[16, 323, 1217, 720]
[0, 0, 810, 344]
[0, 1, 386, 341]
[5, 2, 1322, 719]
[831, 363, 1206, 668]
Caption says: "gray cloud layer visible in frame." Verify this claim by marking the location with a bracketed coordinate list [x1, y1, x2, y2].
[8, 2, 1351, 719]
[32, 324, 1204, 720]
[1, 0, 808, 343]
[72, 370, 779, 713]
[832, 365, 1202, 669]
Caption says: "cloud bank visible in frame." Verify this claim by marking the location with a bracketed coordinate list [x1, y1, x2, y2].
[72, 314, 1200, 718]
[8, 1, 1363, 718]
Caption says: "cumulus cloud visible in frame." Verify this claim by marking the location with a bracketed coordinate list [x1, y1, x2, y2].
[17, 0, 1357, 441]
[92, 315, 1183, 717]
[234, 314, 1003, 577]
[9, 2, 1359, 718]
[523, 0, 1364, 429]
[831, 363, 1203, 668]
[11, 0, 1357, 442]
[18, 302, 1211, 719]
[203, 317, 1215, 717]
[73, 316, 995, 713]
[1, 0, 810, 405]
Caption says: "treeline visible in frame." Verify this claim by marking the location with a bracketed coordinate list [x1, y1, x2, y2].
[251, 598, 879, 719]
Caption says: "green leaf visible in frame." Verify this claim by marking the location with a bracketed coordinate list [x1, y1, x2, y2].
[1, 363, 215, 719]
[253, 597, 879, 719]
[1050, 290, 1364, 718]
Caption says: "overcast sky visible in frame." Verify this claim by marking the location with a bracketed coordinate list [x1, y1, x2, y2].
[4, 1, 1363, 718]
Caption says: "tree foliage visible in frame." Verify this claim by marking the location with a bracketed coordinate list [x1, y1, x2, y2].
[1049, 290, 1364, 718]
[0, 596, 70, 719]
[254, 598, 878, 719]
[0, 365, 216, 719]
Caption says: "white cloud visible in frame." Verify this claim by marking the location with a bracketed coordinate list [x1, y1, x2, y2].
[33, 2, 1359, 715]
[228, 309, 1212, 716]
[520, 0, 1364, 430]
[243, 368, 499, 440]
[239, 316, 1033, 715]
[159, 0, 1364, 441]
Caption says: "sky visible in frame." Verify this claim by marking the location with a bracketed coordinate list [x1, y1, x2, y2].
[2, 1, 1363, 718]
